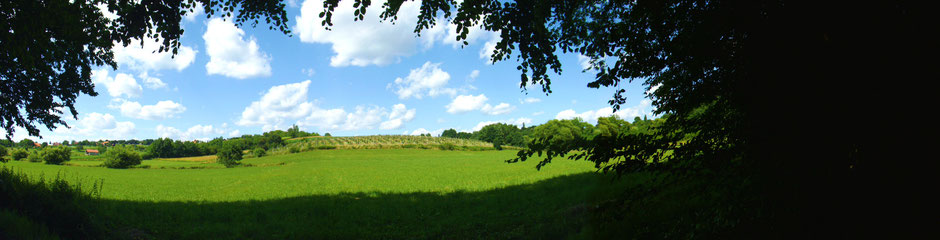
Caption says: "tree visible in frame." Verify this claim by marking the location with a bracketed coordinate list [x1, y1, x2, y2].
[103, 145, 142, 169]
[17, 139, 35, 148]
[0, 146, 7, 162]
[40, 146, 70, 165]
[441, 129, 458, 138]
[322, 0, 927, 236]
[10, 148, 28, 161]
[216, 141, 243, 168]
[1, 0, 290, 139]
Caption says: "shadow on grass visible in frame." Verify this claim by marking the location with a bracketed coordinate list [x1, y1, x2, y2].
[94, 172, 640, 239]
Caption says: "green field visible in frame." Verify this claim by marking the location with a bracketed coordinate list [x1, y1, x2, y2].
[3, 148, 641, 238]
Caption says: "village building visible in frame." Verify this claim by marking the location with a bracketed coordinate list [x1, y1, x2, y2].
[85, 149, 100, 156]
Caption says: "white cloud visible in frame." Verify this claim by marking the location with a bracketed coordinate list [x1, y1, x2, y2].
[471, 118, 533, 131]
[555, 100, 654, 123]
[481, 102, 514, 115]
[295, 0, 427, 67]
[138, 72, 167, 89]
[113, 37, 196, 72]
[468, 70, 480, 82]
[112, 99, 186, 120]
[446, 94, 489, 114]
[522, 97, 542, 104]
[577, 54, 592, 70]
[156, 124, 225, 141]
[479, 37, 500, 63]
[380, 104, 416, 130]
[409, 128, 444, 136]
[390, 62, 455, 99]
[237, 80, 315, 128]
[204, 18, 272, 79]
[183, 2, 204, 22]
[91, 69, 142, 98]
[228, 130, 241, 137]
[52, 112, 136, 139]
[238, 80, 416, 131]
[446, 94, 514, 115]
[301, 68, 316, 77]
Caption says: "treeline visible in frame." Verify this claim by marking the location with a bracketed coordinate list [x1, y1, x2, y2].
[442, 116, 662, 150]
[147, 133, 286, 158]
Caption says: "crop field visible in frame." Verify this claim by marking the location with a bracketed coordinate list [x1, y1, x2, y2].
[277, 135, 506, 153]
[2, 148, 642, 238]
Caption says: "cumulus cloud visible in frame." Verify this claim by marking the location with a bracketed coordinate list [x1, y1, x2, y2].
[555, 100, 654, 123]
[156, 124, 225, 141]
[379, 104, 417, 130]
[446, 94, 514, 115]
[408, 128, 444, 136]
[390, 62, 455, 99]
[522, 97, 542, 104]
[446, 94, 488, 114]
[113, 37, 197, 73]
[471, 118, 533, 132]
[138, 72, 167, 89]
[295, 0, 426, 67]
[111, 99, 186, 120]
[91, 69, 142, 98]
[204, 18, 272, 79]
[237, 80, 315, 128]
[238, 80, 417, 131]
[52, 112, 136, 139]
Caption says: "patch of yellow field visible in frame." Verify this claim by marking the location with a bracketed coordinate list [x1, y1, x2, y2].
[157, 155, 216, 163]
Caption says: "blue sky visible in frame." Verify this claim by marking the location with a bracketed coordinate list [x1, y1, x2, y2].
[10, 1, 654, 142]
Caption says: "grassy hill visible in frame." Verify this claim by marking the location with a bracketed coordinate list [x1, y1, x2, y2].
[2, 148, 647, 238]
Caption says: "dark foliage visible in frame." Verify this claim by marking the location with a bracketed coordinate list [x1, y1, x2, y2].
[0, 166, 104, 238]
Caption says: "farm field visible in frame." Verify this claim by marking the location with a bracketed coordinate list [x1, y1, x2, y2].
[3, 149, 641, 238]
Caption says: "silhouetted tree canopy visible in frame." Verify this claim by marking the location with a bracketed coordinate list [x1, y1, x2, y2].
[330, 0, 930, 236]
[1, 0, 290, 139]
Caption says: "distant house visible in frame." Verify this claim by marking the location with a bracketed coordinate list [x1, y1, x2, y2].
[85, 149, 100, 156]
[33, 142, 41, 148]
[52, 142, 61, 146]
[100, 141, 111, 146]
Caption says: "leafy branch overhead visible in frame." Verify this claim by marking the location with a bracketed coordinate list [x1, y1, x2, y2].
[0, 0, 290, 139]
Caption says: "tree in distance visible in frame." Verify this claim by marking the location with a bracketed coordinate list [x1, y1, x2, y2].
[40, 147, 71, 165]
[216, 141, 244, 168]
[103, 146, 142, 169]
[10, 148, 28, 161]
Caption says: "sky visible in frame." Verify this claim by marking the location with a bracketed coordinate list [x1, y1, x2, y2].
[9, 0, 655, 143]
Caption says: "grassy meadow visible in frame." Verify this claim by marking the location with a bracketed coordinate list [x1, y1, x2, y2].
[2, 147, 652, 238]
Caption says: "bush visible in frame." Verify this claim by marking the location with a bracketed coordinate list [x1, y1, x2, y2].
[102, 146, 142, 169]
[288, 146, 300, 153]
[439, 142, 456, 151]
[41, 147, 70, 165]
[0, 146, 7, 162]
[216, 143, 243, 168]
[315, 145, 337, 150]
[26, 151, 41, 162]
[252, 148, 266, 158]
[10, 149, 28, 161]
[140, 151, 154, 160]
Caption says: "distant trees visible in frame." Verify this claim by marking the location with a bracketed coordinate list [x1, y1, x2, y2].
[17, 139, 35, 148]
[441, 129, 458, 138]
[0, 146, 6, 163]
[475, 123, 525, 150]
